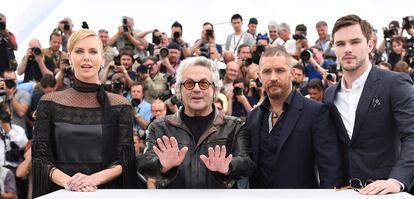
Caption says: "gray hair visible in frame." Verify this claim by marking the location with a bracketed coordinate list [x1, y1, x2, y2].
[268, 21, 278, 29]
[175, 56, 220, 99]
[278, 22, 291, 33]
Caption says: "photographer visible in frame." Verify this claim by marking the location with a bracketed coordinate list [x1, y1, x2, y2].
[251, 32, 269, 64]
[16, 39, 54, 83]
[189, 22, 223, 56]
[377, 20, 401, 56]
[388, 36, 406, 68]
[169, 21, 191, 58]
[100, 48, 136, 89]
[0, 13, 18, 73]
[98, 29, 118, 68]
[107, 16, 148, 54]
[136, 57, 167, 103]
[128, 83, 151, 131]
[402, 16, 414, 67]
[42, 32, 68, 71]
[306, 78, 324, 102]
[1, 70, 31, 134]
[157, 42, 182, 75]
[292, 24, 310, 60]
[302, 46, 331, 80]
[236, 44, 253, 79]
[0, 104, 28, 199]
[226, 78, 255, 121]
[53, 17, 74, 52]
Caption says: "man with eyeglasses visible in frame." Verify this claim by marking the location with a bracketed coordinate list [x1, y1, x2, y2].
[137, 56, 254, 188]
[325, 14, 414, 195]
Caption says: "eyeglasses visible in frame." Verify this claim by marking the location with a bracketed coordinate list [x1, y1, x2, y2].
[335, 178, 374, 192]
[181, 79, 213, 90]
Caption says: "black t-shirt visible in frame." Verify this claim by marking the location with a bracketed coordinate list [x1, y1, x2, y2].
[23, 58, 55, 82]
[182, 109, 214, 144]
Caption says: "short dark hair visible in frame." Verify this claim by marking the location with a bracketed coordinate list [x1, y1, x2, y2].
[40, 74, 56, 88]
[130, 82, 145, 91]
[295, 24, 307, 34]
[142, 56, 157, 64]
[49, 32, 62, 41]
[306, 78, 324, 91]
[231, 14, 243, 22]
[293, 64, 305, 74]
[119, 47, 134, 60]
[203, 22, 214, 29]
[233, 77, 248, 87]
[237, 44, 251, 54]
[172, 21, 183, 31]
[332, 14, 373, 43]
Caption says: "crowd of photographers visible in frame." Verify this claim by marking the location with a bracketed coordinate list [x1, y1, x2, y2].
[0, 12, 414, 198]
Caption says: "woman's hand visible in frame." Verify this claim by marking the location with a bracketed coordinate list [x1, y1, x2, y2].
[67, 173, 99, 191]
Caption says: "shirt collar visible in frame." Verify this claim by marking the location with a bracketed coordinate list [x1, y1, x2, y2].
[262, 90, 295, 112]
[340, 64, 372, 91]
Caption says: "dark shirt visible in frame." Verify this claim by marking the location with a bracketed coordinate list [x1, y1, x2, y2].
[232, 95, 257, 119]
[23, 58, 55, 83]
[182, 109, 214, 144]
[258, 91, 294, 188]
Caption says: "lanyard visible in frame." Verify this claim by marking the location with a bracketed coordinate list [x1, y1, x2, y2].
[233, 34, 243, 53]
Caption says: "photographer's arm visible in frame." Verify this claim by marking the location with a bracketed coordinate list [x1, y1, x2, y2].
[378, 39, 386, 54]
[188, 39, 203, 56]
[133, 113, 149, 130]
[35, 55, 53, 76]
[10, 92, 29, 118]
[107, 27, 122, 47]
[135, 30, 152, 48]
[100, 63, 112, 84]
[161, 57, 176, 75]
[16, 55, 29, 75]
[308, 58, 328, 78]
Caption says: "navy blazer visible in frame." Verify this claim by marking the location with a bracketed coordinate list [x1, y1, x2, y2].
[324, 66, 414, 189]
[247, 91, 345, 188]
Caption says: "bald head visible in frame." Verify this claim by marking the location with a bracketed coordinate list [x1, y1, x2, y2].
[28, 38, 41, 49]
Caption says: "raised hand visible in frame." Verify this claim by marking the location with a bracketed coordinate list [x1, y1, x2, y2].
[153, 136, 188, 173]
[200, 145, 233, 175]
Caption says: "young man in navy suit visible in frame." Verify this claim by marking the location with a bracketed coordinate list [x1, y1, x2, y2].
[324, 14, 414, 195]
[247, 46, 344, 188]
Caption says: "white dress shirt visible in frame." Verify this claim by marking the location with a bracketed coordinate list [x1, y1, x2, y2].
[334, 64, 372, 139]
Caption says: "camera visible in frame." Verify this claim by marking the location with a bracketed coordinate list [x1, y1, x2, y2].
[205, 29, 214, 38]
[254, 78, 262, 88]
[292, 33, 306, 40]
[173, 31, 181, 40]
[137, 64, 150, 74]
[122, 17, 128, 32]
[112, 80, 124, 93]
[131, 98, 141, 107]
[219, 69, 226, 80]
[4, 79, 16, 89]
[199, 47, 210, 59]
[405, 39, 414, 58]
[383, 27, 398, 39]
[32, 47, 42, 56]
[300, 49, 313, 61]
[5, 142, 23, 162]
[82, 21, 89, 29]
[233, 87, 243, 95]
[62, 59, 70, 65]
[113, 55, 121, 66]
[62, 21, 70, 31]
[242, 58, 253, 66]
[159, 88, 175, 101]
[0, 22, 5, 31]
[170, 95, 181, 106]
[64, 66, 74, 78]
[153, 35, 162, 45]
[256, 45, 266, 55]
[403, 16, 414, 30]
[326, 73, 337, 81]
[159, 47, 169, 58]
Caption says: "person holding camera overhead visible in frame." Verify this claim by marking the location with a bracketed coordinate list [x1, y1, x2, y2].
[108, 16, 148, 55]
[16, 39, 55, 83]
[32, 29, 139, 197]
[189, 22, 223, 56]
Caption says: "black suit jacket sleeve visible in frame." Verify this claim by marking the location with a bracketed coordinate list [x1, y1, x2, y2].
[389, 74, 414, 188]
[312, 103, 345, 188]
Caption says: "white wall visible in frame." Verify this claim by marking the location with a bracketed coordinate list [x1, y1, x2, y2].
[2, 0, 413, 61]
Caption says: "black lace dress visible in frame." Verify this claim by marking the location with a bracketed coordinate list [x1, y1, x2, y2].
[32, 79, 139, 197]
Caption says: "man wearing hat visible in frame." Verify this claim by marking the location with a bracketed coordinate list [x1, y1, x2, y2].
[159, 42, 182, 75]
[247, 17, 258, 39]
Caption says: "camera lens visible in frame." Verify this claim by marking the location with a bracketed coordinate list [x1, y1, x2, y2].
[160, 47, 169, 58]
[32, 47, 42, 56]
[300, 49, 313, 61]
[173, 32, 180, 39]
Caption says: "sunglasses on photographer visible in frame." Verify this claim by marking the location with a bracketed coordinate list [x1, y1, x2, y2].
[335, 178, 374, 192]
[180, 79, 213, 90]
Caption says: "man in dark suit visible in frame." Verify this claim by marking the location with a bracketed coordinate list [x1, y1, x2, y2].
[324, 14, 414, 195]
[247, 46, 344, 188]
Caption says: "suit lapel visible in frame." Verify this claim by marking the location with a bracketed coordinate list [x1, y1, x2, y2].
[275, 93, 303, 160]
[325, 82, 351, 145]
[248, 108, 263, 163]
[351, 66, 380, 144]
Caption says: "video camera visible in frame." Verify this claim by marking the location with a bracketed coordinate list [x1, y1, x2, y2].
[403, 16, 414, 30]
[383, 27, 398, 39]
[293, 33, 306, 40]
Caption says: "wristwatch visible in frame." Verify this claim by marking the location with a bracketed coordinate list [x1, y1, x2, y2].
[123, 70, 128, 74]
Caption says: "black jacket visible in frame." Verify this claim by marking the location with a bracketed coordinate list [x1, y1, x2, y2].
[137, 107, 255, 188]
